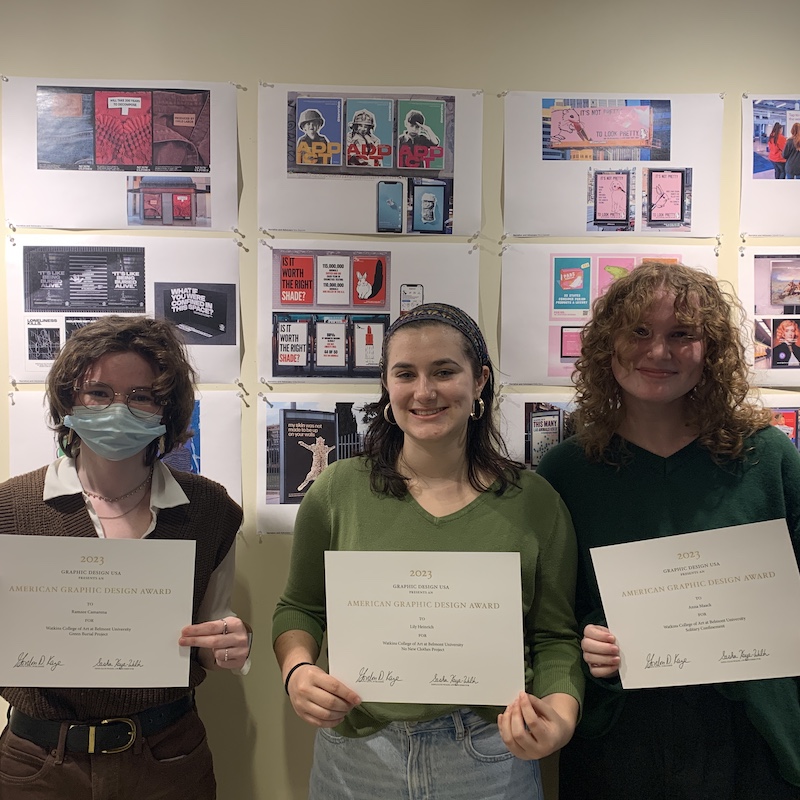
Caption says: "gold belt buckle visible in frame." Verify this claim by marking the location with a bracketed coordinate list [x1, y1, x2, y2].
[80, 717, 136, 754]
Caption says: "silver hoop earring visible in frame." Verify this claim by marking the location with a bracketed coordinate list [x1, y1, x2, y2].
[383, 404, 397, 426]
[470, 398, 485, 421]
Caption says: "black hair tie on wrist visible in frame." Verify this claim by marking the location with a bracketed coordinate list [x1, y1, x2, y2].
[284, 662, 314, 695]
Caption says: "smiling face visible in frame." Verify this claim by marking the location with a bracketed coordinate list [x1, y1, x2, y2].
[384, 324, 488, 451]
[611, 292, 705, 413]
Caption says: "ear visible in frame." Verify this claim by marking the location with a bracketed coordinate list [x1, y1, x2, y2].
[475, 365, 490, 397]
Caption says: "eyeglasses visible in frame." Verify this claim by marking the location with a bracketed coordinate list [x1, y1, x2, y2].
[73, 381, 165, 419]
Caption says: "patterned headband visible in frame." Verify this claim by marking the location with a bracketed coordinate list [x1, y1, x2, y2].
[383, 303, 490, 367]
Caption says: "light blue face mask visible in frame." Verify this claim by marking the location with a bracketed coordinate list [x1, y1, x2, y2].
[64, 404, 167, 461]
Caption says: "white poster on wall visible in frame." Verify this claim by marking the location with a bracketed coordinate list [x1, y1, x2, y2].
[503, 92, 723, 237]
[256, 392, 379, 533]
[8, 390, 243, 504]
[500, 244, 718, 385]
[6, 235, 240, 384]
[738, 247, 800, 386]
[258, 83, 482, 236]
[740, 95, 800, 236]
[1, 77, 238, 231]
[258, 240, 479, 382]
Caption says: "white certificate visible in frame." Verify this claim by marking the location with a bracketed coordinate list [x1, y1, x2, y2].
[590, 519, 800, 689]
[325, 551, 524, 705]
[0, 535, 196, 688]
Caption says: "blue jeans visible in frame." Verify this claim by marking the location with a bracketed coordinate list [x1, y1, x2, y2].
[308, 709, 542, 800]
[36, 88, 94, 167]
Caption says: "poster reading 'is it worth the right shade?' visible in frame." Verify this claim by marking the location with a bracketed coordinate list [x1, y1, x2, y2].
[258, 240, 479, 383]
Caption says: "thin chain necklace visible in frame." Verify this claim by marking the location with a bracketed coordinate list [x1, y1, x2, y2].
[82, 467, 154, 503]
[95, 490, 149, 520]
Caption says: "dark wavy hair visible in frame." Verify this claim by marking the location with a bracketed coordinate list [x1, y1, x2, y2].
[361, 320, 521, 498]
[573, 261, 771, 463]
[47, 316, 197, 466]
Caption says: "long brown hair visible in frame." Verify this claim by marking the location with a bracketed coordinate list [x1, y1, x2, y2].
[573, 262, 771, 462]
[769, 122, 784, 144]
[361, 309, 520, 498]
[792, 122, 800, 148]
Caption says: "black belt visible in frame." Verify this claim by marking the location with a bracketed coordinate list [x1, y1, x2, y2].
[8, 694, 194, 754]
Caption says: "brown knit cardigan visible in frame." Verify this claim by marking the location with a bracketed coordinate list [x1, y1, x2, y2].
[0, 464, 242, 721]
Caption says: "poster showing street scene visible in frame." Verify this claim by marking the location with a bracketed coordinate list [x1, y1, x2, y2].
[259, 83, 482, 236]
[738, 248, 800, 387]
[258, 240, 479, 382]
[6, 235, 240, 384]
[8, 390, 243, 503]
[500, 244, 718, 385]
[503, 93, 722, 237]
[257, 392, 379, 532]
[1, 77, 237, 230]
[498, 391, 576, 469]
[740, 96, 800, 235]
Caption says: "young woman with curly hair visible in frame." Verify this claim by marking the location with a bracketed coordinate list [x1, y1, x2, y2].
[537, 262, 800, 799]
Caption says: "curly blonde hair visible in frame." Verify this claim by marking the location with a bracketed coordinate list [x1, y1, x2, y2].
[573, 261, 771, 462]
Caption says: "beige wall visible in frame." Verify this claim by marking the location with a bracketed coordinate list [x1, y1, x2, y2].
[2, 0, 800, 797]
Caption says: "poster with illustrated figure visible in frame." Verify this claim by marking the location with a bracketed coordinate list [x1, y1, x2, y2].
[498, 391, 576, 469]
[345, 99, 394, 168]
[500, 244, 718, 385]
[258, 240, 479, 382]
[503, 92, 722, 237]
[738, 248, 800, 386]
[8, 391, 243, 503]
[259, 83, 482, 235]
[257, 392, 379, 532]
[740, 96, 800, 235]
[6, 235, 240, 384]
[295, 97, 343, 166]
[1, 77, 237, 230]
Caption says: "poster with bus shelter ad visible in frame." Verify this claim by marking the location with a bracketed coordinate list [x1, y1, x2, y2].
[500, 244, 718, 385]
[258, 83, 482, 236]
[256, 393, 379, 533]
[6, 235, 240, 384]
[258, 240, 479, 383]
[503, 92, 722, 237]
[1, 77, 237, 231]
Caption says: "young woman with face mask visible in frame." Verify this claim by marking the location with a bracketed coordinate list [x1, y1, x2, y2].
[0, 316, 248, 800]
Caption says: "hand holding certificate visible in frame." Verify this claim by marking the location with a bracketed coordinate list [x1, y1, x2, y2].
[0, 535, 196, 688]
[590, 519, 800, 689]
